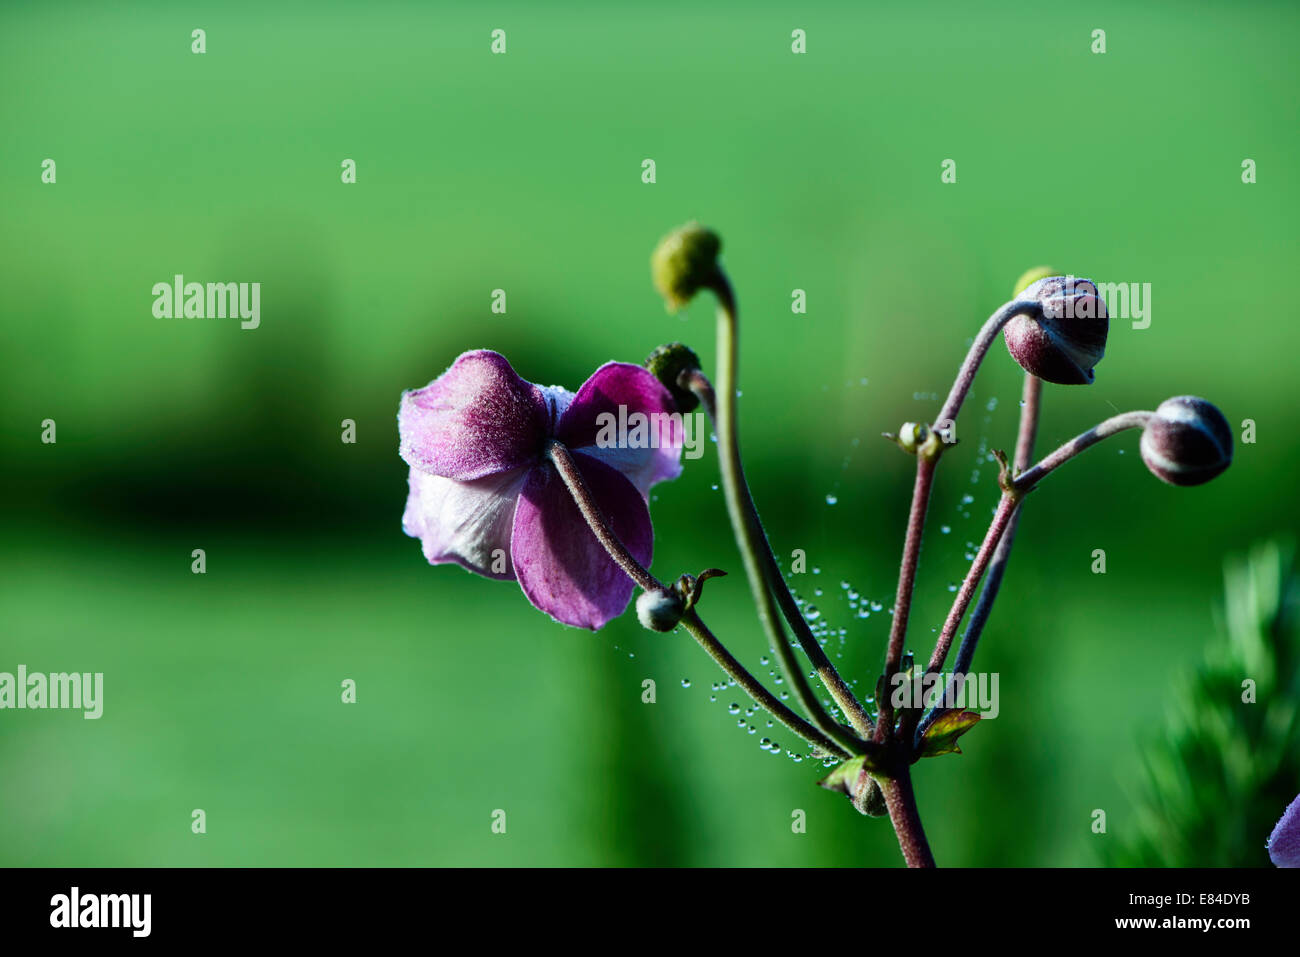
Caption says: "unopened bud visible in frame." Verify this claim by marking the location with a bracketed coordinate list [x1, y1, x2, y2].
[644, 342, 702, 413]
[1003, 276, 1108, 384]
[651, 222, 721, 312]
[636, 587, 685, 632]
[1139, 396, 1233, 486]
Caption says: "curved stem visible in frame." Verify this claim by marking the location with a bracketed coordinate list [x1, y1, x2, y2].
[933, 299, 1039, 433]
[1012, 411, 1152, 493]
[688, 276, 874, 749]
[545, 439, 853, 759]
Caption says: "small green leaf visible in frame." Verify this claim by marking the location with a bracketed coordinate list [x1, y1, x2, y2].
[817, 756, 888, 816]
[919, 710, 981, 757]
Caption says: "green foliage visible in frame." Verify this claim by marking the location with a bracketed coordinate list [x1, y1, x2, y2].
[1108, 542, 1300, 866]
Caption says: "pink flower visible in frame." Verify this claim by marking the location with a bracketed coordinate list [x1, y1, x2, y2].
[1268, 792, 1300, 867]
[399, 350, 684, 630]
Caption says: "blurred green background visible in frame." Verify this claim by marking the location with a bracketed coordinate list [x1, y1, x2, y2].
[2, 0, 1297, 866]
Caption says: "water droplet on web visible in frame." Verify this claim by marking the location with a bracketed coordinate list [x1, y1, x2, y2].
[825, 494, 838, 505]
[948, 582, 958, 592]
[681, 679, 691, 688]
[941, 525, 951, 534]
[728, 702, 741, 715]
[812, 567, 821, 575]
[711, 483, 719, 491]
[805, 606, 821, 622]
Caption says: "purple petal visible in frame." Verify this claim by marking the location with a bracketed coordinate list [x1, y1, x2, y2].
[402, 466, 528, 580]
[1268, 792, 1300, 867]
[511, 452, 652, 630]
[554, 361, 684, 498]
[399, 350, 550, 481]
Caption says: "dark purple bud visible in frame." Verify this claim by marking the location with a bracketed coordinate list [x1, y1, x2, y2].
[1139, 396, 1233, 486]
[1002, 276, 1109, 384]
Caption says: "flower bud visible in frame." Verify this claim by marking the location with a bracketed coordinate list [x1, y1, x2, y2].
[636, 587, 685, 632]
[644, 342, 702, 413]
[1139, 396, 1233, 486]
[1002, 276, 1108, 384]
[651, 222, 721, 312]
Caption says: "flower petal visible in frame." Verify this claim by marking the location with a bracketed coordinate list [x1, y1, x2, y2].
[1268, 792, 1300, 867]
[554, 361, 684, 498]
[399, 350, 550, 481]
[511, 452, 653, 630]
[402, 466, 527, 580]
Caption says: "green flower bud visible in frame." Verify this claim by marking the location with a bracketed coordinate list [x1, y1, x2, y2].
[1139, 396, 1233, 486]
[636, 587, 685, 632]
[651, 222, 721, 312]
[644, 342, 702, 413]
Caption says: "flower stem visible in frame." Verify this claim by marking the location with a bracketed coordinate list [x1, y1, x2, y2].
[901, 491, 1022, 741]
[916, 374, 1040, 743]
[679, 610, 855, 759]
[952, 373, 1042, 678]
[689, 274, 874, 748]
[875, 454, 938, 742]
[934, 299, 1039, 433]
[1011, 411, 1153, 493]
[546, 440, 660, 594]
[545, 439, 854, 759]
[880, 763, 935, 868]
[875, 299, 1039, 744]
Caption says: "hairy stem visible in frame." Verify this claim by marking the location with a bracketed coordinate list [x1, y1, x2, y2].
[1011, 411, 1153, 493]
[880, 764, 935, 868]
[875, 454, 938, 742]
[934, 299, 1039, 433]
